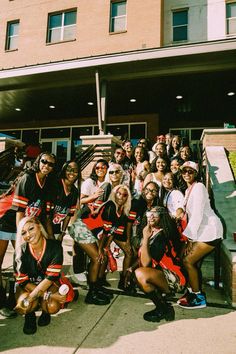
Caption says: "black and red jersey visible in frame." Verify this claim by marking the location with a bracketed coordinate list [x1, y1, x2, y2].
[12, 173, 53, 218]
[51, 179, 78, 233]
[101, 201, 129, 241]
[146, 229, 186, 286]
[15, 239, 63, 287]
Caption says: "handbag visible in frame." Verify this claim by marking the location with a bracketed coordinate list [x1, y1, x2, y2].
[104, 247, 117, 272]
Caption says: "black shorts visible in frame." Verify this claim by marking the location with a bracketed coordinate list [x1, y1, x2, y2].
[205, 239, 222, 247]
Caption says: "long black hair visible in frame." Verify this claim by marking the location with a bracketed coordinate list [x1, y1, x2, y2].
[89, 159, 109, 182]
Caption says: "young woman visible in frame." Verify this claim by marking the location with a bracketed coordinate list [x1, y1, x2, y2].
[176, 161, 223, 309]
[52, 161, 79, 241]
[132, 146, 150, 198]
[14, 216, 72, 335]
[170, 157, 187, 194]
[12, 152, 57, 237]
[106, 163, 129, 188]
[160, 172, 184, 218]
[168, 135, 181, 160]
[134, 206, 186, 322]
[179, 145, 193, 163]
[100, 185, 133, 290]
[144, 157, 169, 189]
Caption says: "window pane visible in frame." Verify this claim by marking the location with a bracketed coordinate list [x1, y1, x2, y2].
[112, 2, 126, 17]
[173, 11, 188, 26]
[9, 22, 19, 36]
[41, 128, 70, 139]
[64, 11, 77, 26]
[130, 124, 146, 139]
[49, 28, 61, 42]
[0, 130, 21, 139]
[9, 37, 18, 50]
[173, 26, 187, 41]
[112, 17, 126, 32]
[227, 18, 236, 33]
[63, 25, 76, 40]
[107, 125, 128, 139]
[22, 130, 40, 144]
[49, 14, 62, 28]
[227, 3, 236, 17]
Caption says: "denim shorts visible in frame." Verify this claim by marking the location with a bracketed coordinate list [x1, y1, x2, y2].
[0, 230, 16, 241]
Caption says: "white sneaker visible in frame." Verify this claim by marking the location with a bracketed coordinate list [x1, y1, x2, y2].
[71, 272, 87, 284]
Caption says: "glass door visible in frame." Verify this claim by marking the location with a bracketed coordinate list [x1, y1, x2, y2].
[40, 139, 71, 170]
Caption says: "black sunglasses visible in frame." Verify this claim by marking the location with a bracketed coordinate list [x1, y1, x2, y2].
[40, 159, 55, 168]
[109, 170, 120, 175]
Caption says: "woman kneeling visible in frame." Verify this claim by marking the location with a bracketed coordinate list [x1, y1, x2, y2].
[14, 216, 72, 335]
[135, 206, 186, 322]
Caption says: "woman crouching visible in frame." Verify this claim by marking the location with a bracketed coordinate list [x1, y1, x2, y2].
[135, 206, 186, 322]
[14, 216, 72, 335]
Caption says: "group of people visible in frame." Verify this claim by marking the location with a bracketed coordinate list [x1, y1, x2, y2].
[0, 132, 223, 334]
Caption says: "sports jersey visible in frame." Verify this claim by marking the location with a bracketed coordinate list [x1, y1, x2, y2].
[12, 172, 53, 219]
[52, 179, 78, 234]
[147, 229, 186, 286]
[102, 200, 129, 241]
[15, 239, 63, 287]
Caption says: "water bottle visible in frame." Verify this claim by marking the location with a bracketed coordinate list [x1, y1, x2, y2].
[58, 284, 69, 295]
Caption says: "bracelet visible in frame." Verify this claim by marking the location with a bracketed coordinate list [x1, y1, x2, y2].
[43, 291, 52, 301]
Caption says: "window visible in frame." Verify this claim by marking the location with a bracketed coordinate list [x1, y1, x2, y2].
[47, 10, 77, 43]
[226, 2, 236, 35]
[110, 1, 127, 33]
[5, 21, 19, 50]
[172, 10, 188, 42]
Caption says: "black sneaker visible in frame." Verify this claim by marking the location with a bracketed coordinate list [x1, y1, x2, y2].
[38, 312, 51, 326]
[143, 305, 175, 322]
[85, 290, 110, 305]
[23, 312, 37, 335]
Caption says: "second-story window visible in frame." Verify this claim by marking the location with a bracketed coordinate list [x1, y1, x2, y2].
[110, 1, 127, 33]
[47, 9, 77, 43]
[226, 2, 236, 35]
[172, 10, 188, 42]
[6, 20, 19, 50]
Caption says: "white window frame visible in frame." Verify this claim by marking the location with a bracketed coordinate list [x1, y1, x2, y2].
[110, 1, 127, 33]
[47, 10, 77, 43]
[226, 2, 236, 35]
[6, 20, 19, 51]
[172, 9, 188, 42]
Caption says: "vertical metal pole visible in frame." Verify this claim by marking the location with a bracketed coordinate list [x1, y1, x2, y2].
[101, 80, 107, 134]
[95, 69, 104, 135]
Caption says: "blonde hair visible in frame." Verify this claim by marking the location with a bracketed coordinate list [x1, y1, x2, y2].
[15, 216, 48, 273]
[108, 184, 131, 216]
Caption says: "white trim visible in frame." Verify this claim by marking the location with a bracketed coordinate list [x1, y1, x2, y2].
[0, 38, 236, 79]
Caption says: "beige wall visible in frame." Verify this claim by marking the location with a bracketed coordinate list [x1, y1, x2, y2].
[0, 0, 162, 69]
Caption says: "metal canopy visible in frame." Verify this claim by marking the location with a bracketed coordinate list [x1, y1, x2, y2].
[0, 39, 236, 128]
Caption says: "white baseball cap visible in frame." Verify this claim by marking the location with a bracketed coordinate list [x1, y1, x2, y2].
[180, 161, 199, 172]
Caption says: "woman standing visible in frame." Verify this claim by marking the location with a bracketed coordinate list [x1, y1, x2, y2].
[52, 161, 79, 241]
[177, 161, 223, 309]
[135, 206, 186, 322]
[12, 152, 56, 237]
[160, 172, 184, 218]
[14, 216, 72, 335]
[144, 157, 169, 189]
[132, 146, 150, 198]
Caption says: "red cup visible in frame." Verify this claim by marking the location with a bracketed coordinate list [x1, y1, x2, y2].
[233, 232, 236, 242]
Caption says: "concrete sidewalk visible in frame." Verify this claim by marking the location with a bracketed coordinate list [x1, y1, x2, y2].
[1, 237, 235, 354]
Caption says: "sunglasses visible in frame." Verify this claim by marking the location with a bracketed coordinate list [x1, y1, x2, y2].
[115, 151, 125, 155]
[109, 170, 120, 175]
[146, 211, 160, 218]
[182, 169, 194, 175]
[145, 187, 157, 194]
[66, 167, 79, 174]
[95, 165, 107, 170]
[40, 159, 55, 168]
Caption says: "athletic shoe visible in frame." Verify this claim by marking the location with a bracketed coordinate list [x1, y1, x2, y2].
[38, 312, 51, 326]
[177, 289, 191, 306]
[143, 304, 175, 322]
[23, 312, 37, 335]
[70, 271, 87, 284]
[178, 292, 207, 309]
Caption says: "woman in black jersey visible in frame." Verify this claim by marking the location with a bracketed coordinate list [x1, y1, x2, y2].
[100, 184, 133, 290]
[134, 206, 186, 323]
[12, 152, 57, 237]
[52, 161, 79, 241]
[14, 216, 72, 335]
